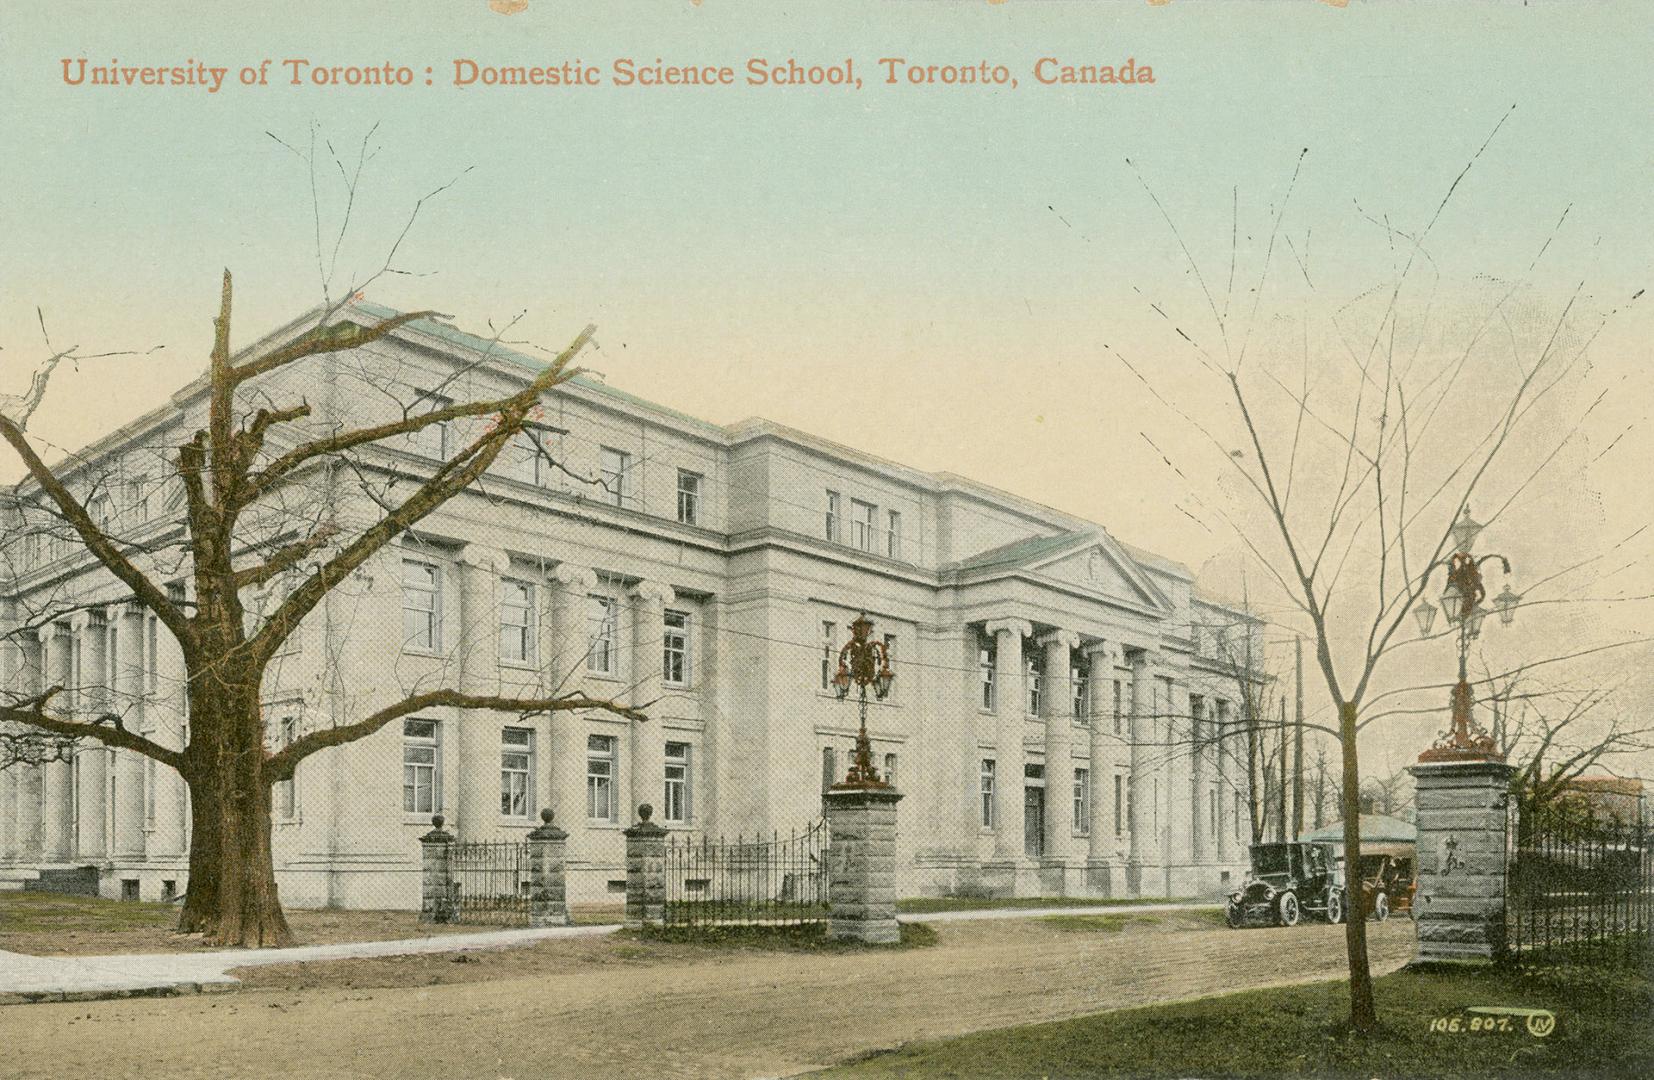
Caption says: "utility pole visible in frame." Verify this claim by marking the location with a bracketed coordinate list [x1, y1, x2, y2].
[1293, 635, 1305, 841]
[1278, 697, 1289, 842]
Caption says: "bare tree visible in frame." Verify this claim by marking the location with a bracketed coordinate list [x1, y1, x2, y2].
[1111, 116, 1645, 1031]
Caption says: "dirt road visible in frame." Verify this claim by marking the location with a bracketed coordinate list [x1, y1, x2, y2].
[2, 917, 1416, 1080]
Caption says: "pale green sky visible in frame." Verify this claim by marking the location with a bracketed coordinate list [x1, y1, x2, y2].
[4, 1, 1652, 770]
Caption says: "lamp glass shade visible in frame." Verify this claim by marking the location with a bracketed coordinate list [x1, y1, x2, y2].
[1412, 599, 1438, 636]
[875, 668, 894, 699]
[1441, 580, 1464, 625]
[1451, 509, 1484, 553]
[1467, 608, 1487, 639]
[1494, 585, 1520, 626]
[832, 666, 851, 699]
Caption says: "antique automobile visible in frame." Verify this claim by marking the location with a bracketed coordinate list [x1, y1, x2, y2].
[1226, 842, 1346, 927]
[1356, 853, 1416, 921]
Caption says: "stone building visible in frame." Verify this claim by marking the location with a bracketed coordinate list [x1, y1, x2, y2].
[0, 302, 1257, 907]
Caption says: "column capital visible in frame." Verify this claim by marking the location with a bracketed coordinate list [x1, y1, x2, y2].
[983, 617, 1032, 639]
[629, 579, 675, 606]
[457, 544, 512, 576]
[1130, 647, 1163, 669]
[1082, 640, 1125, 670]
[552, 562, 598, 591]
[1037, 629, 1081, 652]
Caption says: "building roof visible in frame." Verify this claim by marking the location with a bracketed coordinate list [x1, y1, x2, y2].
[954, 530, 1094, 571]
[1301, 814, 1417, 846]
[1563, 776, 1644, 796]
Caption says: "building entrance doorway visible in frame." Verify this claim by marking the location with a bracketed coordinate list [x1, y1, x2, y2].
[1024, 786, 1045, 858]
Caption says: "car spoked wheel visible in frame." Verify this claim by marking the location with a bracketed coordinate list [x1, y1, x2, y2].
[1325, 889, 1343, 924]
[1373, 891, 1390, 922]
[1226, 900, 1245, 928]
[1277, 891, 1300, 927]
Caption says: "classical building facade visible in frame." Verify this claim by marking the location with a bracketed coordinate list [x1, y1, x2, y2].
[0, 303, 1256, 907]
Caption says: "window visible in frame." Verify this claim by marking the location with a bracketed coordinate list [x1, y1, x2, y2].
[851, 499, 877, 552]
[883, 752, 898, 788]
[882, 633, 897, 697]
[1112, 680, 1124, 734]
[274, 715, 298, 819]
[824, 490, 841, 542]
[821, 746, 837, 793]
[599, 447, 631, 507]
[1190, 696, 1205, 747]
[663, 610, 690, 687]
[586, 734, 617, 821]
[1210, 787, 1219, 840]
[1235, 793, 1244, 840]
[499, 580, 537, 664]
[676, 470, 701, 525]
[1114, 774, 1124, 836]
[501, 728, 533, 818]
[587, 595, 616, 674]
[125, 479, 150, 522]
[980, 759, 996, 828]
[1126, 775, 1135, 832]
[89, 493, 112, 532]
[409, 392, 453, 459]
[664, 741, 690, 822]
[401, 560, 442, 652]
[403, 719, 441, 815]
[504, 427, 556, 486]
[886, 510, 902, 559]
[820, 621, 837, 690]
[979, 640, 996, 710]
[1026, 654, 1043, 715]
[1075, 769, 1090, 834]
[146, 616, 159, 695]
[1071, 665, 1088, 719]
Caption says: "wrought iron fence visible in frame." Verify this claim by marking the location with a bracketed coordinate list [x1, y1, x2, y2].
[1505, 803, 1653, 969]
[664, 820, 830, 928]
[449, 840, 532, 926]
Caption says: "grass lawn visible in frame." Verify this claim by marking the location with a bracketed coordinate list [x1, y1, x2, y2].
[813, 961, 1654, 1078]
[896, 896, 1200, 915]
[634, 921, 937, 952]
[1039, 909, 1227, 933]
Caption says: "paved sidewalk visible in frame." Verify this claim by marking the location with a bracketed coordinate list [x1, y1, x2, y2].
[0, 923, 620, 1003]
[0, 901, 1218, 1004]
[899, 900, 1219, 923]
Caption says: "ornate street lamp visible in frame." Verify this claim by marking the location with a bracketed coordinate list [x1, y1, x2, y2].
[830, 612, 895, 788]
[1416, 506, 1520, 763]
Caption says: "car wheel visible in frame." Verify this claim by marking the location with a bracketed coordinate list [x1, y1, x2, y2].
[1374, 891, 1390, 922]
[1226, 900, 1245, 928]
[1277, 891, 1300, 927]
[1325, 889, 1343, 924]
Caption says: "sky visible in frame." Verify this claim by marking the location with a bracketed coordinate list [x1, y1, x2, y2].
[3, 0, 1652, 779]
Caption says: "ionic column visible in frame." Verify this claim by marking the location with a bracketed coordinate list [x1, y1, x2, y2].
[551, 564, 598, 831]
[15, 630, 46, 860]
[1038, 630, 1079, 861]
[1084, 641, 1122, 861]
[1214, 699, 1231, 863]
[0, 609, 19, 860]
[628, 580, 674, 821]
[455, 545, 510, 836]
[1129, 648, 1161, 868]
[149, 612, 188, 858]
[111, 605, 146, 858]
[41, 626, 74, 861]
[984, 618, 1031, 862]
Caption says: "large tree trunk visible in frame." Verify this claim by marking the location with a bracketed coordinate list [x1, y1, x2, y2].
[1337, 699, 1376, 1033]
[175, 693, 293, 948]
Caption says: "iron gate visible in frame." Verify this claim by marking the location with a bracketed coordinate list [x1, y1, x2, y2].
[664, 820, 830, 927]
[1505, 801, 1653, 968]
[449, 840, 532, 926]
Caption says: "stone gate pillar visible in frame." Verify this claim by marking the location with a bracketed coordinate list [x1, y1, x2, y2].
[526, 809, 570, 928]
[1409, 760, 1516, 962]
[623, 803, 667, 929]
[823, 785, 904, 944]
[419, 815, 456, 923]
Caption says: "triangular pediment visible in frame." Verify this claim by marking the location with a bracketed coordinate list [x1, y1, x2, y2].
[951, 529, 1173, 614]
[1038, 544, 1156, 606]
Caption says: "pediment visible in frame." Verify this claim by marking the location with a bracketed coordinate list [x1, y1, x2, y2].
[1036, 544, 1159, 608]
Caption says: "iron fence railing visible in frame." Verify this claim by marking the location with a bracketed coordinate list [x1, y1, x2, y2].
[449, 840, 532, 926]
[1505, 804, 1653, 969]
[664, 820, 830, 928]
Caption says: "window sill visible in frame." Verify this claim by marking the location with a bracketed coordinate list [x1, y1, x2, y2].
[586, 671, 623, 683]
[405, 815, 442, 826]
[499, 819, 536, 829]
[275, 817, 303, 827]
[585, 820, 624, 831]
[499, 660, 541, 672]
[401, 648, 446, 660]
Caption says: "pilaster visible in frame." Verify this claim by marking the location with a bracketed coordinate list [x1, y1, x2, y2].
[628, 580, 674, 819]
[551, 564, 598, 837]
